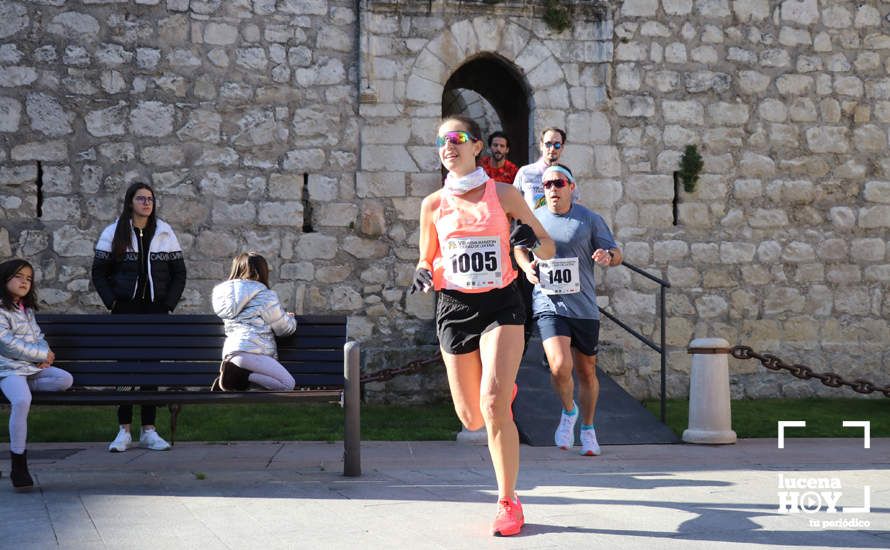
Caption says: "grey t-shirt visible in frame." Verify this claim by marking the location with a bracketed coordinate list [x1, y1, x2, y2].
[531, 204, 617, 320]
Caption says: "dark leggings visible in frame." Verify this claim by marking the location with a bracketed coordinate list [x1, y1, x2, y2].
[112, 299, 167, 427]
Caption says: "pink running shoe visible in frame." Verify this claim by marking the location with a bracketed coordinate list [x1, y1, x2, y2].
[492, 496, 524, 536]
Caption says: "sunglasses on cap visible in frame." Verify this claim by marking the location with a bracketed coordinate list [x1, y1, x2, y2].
[543, 141, 562, 150]
[436, 130, 478, 147]
[542, 179, 569, 189]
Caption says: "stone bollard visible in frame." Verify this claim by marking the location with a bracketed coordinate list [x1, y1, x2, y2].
[683, 337, 737, 444]
[456, 426, 488, 445]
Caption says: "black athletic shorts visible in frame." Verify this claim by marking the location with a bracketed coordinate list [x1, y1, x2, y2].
[436, 282, 526, 355]
[535, 314, 600, 356]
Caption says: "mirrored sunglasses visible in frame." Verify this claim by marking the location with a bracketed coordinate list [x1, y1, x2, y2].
[543, 142, 563, 150]
[542, 179, 568, 189]
[436, 130, 477, 147]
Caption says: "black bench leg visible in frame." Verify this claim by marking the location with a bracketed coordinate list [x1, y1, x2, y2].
[168, 404, 182, 446]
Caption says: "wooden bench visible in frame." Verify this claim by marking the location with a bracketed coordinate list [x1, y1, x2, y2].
[15, 314, 361, 476]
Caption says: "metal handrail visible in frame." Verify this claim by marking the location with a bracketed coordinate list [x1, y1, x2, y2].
[598, 260, 670, 422]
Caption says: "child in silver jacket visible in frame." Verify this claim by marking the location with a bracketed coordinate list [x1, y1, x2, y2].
[211, 253, 296, 391]
[0, 259, 73, 491]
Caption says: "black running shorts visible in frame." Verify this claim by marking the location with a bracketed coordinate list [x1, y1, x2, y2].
[436, 282, 526, 355]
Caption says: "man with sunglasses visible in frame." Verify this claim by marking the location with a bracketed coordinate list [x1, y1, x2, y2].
[515, 164, 621, 456]
[512, 128, 573, 348]
[512, 127, 567, 210]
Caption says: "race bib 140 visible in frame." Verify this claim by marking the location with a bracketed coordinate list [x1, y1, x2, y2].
[538, 257, 580, 295]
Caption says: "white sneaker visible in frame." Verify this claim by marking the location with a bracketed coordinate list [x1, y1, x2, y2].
[579, 427, 601, 456]
[139, 429, 171, 451]
[554, 403, 578, 449]
[108, 428, 132, 453]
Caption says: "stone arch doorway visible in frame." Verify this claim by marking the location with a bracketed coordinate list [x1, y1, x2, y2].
[442, 54, 532, 168]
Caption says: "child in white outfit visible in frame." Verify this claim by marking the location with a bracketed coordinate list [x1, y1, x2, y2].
[211, 253, 297, 391]
[0, 259, 73, 491]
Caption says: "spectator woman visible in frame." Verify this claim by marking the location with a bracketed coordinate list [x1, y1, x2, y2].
[91, 182, 187, 452]
[412, 115, 554, 536]
[0, 258, 73, 490]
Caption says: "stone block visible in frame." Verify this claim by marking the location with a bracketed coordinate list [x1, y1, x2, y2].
[626, 174, 673, 201]
[283, 149, 325, 171]
[781, 0, 819, 26]
[258, 201, 303, 226]
[853, 125, 886, 151]
[663, 100, 704, 124]
[858, 205, 890, 228]
[342, 236, 389, 259]
[130, 101, 174, 137]
[295, 233, 337, 260]
[805, 126, 849, 153]
[764, 287, 806, 314]
[720, 242, 756, 263]
[614, 95, 655, 118]
[356, 172, 406, 198]
[212, 201, 257, 225]
[11, 140, 67, 162]
[749, 208, 789, 228]
[864, 181, 890, 204]
[653, 240, 689, 263]
[316, 203, 357, 227]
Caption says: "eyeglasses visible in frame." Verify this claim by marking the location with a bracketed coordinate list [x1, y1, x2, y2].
[436, 131, 477, 147]
[542, 179, 568, 189]
[134, 196, 154, 204]
[543, 142, 562, 150]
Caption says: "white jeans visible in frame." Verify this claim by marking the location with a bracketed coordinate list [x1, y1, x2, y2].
[228, 353, 295, 391]
[1, 367, 73, 453]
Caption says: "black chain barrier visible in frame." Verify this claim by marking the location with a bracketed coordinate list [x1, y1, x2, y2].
[360, 356, 442, 384]
[730, 345, 890, 398]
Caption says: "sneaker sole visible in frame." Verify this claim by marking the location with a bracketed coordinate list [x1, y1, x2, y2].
[13, 485, 34, 492]
[108, 447, 128, 453]
[580, 450, 601, 456]
[493, 521, 524, 537]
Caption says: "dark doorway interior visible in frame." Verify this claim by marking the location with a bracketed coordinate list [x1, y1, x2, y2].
[442, 54, 532, 168]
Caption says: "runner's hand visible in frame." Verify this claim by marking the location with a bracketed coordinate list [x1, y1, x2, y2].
[524, 259, 540, 285]
[592, 249, 612, 266]
[410, 267, 433, 294]
[510, 221, 538, 249]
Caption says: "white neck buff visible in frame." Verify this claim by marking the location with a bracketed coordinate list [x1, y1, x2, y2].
[444, 167, 489, 195]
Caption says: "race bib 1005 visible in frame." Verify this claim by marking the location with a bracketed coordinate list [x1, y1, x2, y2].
[538, 257, 580, 295]
[443, 236, 502, 290]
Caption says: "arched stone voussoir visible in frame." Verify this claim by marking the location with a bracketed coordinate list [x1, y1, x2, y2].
[496, 20, 532, 61]
[514, 38, 556, 77]
[423, 30, 470, 80]
[471, 16, 506, 53]
[449, 19, 480, 59]
[413, 47, 451, 85]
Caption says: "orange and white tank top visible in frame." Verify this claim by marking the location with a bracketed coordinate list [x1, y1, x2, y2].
[432, 179, 517, 293]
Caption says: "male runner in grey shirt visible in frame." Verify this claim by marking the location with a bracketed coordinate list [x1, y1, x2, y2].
[516, 164, 621, 456]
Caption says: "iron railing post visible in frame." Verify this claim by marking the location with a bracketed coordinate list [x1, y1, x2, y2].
[660, 285, 666, 423]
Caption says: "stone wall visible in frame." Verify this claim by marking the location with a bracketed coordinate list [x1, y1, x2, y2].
[1, 0, 888, 402]
[0, 1, 362, 320]
[607, 0, 890, 398]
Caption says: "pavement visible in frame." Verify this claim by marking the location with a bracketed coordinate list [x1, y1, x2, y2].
[2, 438, 888, 549]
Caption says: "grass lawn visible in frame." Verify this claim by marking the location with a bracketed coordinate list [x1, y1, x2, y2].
[644, 398, 890, 439]
[3, 402, 461, 443]
[6, 399, 887, 443]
